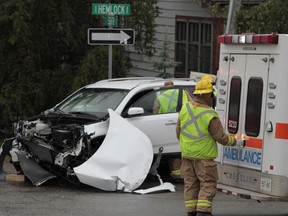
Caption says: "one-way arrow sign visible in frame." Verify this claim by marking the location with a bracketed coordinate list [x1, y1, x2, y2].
[88, 28, 135, 45]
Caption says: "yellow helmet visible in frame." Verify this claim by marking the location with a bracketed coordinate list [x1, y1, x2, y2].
[200, 74, 215, 84]
[193, 79, 213, 95]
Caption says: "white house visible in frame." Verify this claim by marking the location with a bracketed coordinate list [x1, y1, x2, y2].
[128, 0, 224, 78]
[128, 0, 261, 78]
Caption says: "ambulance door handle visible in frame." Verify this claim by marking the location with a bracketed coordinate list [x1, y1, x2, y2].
[261, 57, 268, 62]
[265, 121, 273, 132]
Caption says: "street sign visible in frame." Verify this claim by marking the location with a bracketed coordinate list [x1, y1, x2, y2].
[103, 15, 118, 28]
[88, 28, 135, 45]
[92, 4, 130, 16]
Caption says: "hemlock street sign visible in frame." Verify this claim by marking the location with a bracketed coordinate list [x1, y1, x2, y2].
[90, 4, 132, 79]
[88, 28, 135, 45]
[92, 4, 130, 16]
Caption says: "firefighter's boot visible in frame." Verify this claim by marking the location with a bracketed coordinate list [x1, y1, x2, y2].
[187, 212, 197, 216]
[196, 212, 213, 216]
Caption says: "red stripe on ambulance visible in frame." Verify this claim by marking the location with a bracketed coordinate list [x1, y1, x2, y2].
[275, 123, 288, 139]
[246, 138, 263, 149]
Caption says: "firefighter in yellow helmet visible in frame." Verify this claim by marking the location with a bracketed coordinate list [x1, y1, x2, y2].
[176, 79, 245, 216]
[200, 74, 217, 109]
[200, 74, 216, 85]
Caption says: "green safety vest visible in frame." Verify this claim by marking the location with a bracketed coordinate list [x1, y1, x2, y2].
[179, 102, 219, 159]
[157, 89, 188, 113]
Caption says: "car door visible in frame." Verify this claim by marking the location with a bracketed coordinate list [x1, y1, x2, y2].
[122, 86, 193, 155]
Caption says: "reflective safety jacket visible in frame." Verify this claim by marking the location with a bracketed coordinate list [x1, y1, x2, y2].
[179, 102, 219, 159]
[157, 89, 189, 113]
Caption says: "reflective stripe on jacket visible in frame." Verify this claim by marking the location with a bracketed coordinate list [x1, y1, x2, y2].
[179, 102, 219, 159]
[157, 89, 178, 113]
[158, 89, 189, 113]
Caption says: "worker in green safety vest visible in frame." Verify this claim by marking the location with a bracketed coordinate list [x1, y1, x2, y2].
[176, 79, 245, 216]
[153, 80, 192, 182]
[153, 80, 191, 114]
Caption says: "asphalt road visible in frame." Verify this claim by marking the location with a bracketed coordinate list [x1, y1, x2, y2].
[1, 177, 288, 216]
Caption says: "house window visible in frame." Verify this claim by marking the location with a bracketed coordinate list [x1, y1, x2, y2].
[175, 19, 212, 76]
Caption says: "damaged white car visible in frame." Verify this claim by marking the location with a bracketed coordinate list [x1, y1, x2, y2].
[2, 77, 196, 192]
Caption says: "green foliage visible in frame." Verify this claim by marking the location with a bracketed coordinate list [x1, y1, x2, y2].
[195, 0, 288, 34]
[152, 32, 181, 78]
[192, 0, 229, 18]
[126, 0, 160, 56]
[72, 46, 129, 91]
[0, 0, 159, 132]
[195, 0, 288, 35]
[0, 0, 85, 126]
[236, 0, 288, 33]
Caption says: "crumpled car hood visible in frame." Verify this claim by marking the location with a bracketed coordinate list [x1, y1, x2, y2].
[8, 109, 175, 194]
[73, 109, 153, 192]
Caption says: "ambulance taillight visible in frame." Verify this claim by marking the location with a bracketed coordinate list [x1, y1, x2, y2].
[218, 32, 279, 44]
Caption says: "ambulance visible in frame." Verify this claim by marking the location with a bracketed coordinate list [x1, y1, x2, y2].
[215, 32, 288, 198]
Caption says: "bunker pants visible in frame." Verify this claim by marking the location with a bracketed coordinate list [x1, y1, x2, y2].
[181, 158, 218, 213]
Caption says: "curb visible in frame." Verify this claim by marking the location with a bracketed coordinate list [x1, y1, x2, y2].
[5, 174, 25, 182]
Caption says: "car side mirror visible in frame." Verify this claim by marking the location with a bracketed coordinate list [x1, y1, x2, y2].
[127, 107, 144, 116]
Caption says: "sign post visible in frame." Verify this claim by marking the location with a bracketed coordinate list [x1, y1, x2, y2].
[108, 15, 113, 80]
[90, 4, 132, 79]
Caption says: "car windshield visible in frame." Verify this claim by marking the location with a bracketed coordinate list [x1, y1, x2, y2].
[55, 88, 129, 118]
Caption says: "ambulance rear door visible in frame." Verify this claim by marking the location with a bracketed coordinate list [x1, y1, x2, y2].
[222, 54, 269, 171]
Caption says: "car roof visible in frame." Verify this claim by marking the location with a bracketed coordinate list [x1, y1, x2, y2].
[84, 77, 197, 90]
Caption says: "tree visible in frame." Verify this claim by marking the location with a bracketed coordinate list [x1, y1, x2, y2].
[126, 0, 160, 56]
[236, 0, 288, 34]
[152, 31, 181, 78]
[72, 46, 129, 91]
[194, 0, 288, 34]
[0, 0, 159, 132]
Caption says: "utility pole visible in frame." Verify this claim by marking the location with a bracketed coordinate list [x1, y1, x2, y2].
[226, 0, 242, 34]
[108, 13, 114, 79]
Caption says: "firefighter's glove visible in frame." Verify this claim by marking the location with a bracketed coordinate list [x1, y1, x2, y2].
[234, 139, 246, 148]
